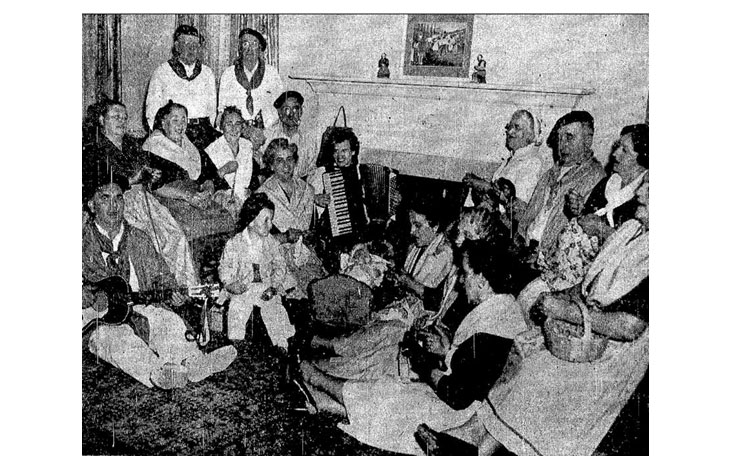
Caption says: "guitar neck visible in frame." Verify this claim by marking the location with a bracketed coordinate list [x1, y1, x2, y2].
[130, 284, 219, 304]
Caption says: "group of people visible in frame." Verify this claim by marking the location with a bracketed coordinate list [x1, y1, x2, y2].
[81, 23, 649, 456]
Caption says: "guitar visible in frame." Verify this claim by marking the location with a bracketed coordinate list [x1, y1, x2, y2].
[82, 276, 220, 335]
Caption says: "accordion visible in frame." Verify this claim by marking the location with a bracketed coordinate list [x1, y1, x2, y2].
[322, 167, 368, 239]
[360, 163, 400, 222]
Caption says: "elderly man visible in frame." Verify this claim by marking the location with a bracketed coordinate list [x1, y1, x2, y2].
[219, 28, 284, 153]
[82, 175, 236, 389]
[264, 90, 319, 181]
[464, 109, 548, 205]
[517, 110, 605, 254]
[146, 25, 218, 149]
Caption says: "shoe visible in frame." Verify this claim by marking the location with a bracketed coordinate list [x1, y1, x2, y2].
[292, 377, 317, 415]
[151, 362, 189, 390]
[185, 345, 237, 383]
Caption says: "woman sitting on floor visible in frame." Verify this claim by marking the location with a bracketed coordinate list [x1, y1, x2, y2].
[143, 100, 235, 240]
[416, 173, 649, 456]
[256, 138, 326, 295]
[304, 206, 509, 382]
[294, 239, 526, 455]
[82, 98, 199, 286]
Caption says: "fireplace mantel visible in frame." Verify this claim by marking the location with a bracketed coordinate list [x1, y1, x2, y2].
[290, 74, 594, 181]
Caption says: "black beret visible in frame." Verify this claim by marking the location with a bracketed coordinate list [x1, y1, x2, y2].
[174, 24, 201, 42]
[239, 28, 267, 51]
[273, 91, 304, 109]
[547, 110, 594, 149]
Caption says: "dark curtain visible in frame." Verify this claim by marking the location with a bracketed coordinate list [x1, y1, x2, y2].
[229, 14, 279, 69]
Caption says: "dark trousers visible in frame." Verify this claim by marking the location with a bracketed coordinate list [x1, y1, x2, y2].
[186, 117, 220, 151]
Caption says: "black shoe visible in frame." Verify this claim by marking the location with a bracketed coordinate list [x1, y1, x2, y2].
[292, 377, 317, 415]
[415, 423, 478, 456]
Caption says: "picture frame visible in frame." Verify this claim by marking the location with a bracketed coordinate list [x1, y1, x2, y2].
[403, 14, 474, 78]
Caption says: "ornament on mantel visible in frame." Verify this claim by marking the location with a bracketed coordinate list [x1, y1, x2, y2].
[377, 53, 390, 78]
[471, 54, 486, 83]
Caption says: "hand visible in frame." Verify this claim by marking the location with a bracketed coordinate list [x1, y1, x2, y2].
[286, 228, 304, 243]
[462, 172, 480, 187]
[261, 286, 278, 301]
[565, 189, 584, 217]
[577, 214, 613, 240]
[244, 127, 266, 150]
[189, 192, 211, 209]
[314, 193, 331, 208]
[225, 279, 250, 295]
[200, 179, 215, 194]
[93, 291, 109, 313]
[418, 329, 449, 357]
[169, 291, 187, 308]
[219, 160, 239, 176]
[149, 168, 162, 183]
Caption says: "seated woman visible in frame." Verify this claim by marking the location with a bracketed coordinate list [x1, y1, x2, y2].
[417, 173, 649, 456]
[143, 101, 235, 241]
[256, 138, 325, 295]
[518, 124, 649, 315]
[218, 193, 297, 349]
[306, 128, 370, 272]
[205, 105, 256, 216]
[294, 240, 526, 455]
[82, 98, 199, 286]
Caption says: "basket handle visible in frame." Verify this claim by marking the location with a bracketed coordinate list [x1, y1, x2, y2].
[574, 300, 593, 342]
[332, 106, 347, 127]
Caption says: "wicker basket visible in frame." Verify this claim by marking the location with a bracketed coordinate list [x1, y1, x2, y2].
[543, 300, 608, 363]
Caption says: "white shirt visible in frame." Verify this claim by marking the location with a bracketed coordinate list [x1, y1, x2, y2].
[95, 222, 140, 292]
[492, 144, 546, 203]
[205, 135, 254, 201]
[218, 63, 284, 129]
[526, 166, 574, 243]
[146, 61, 217, 130]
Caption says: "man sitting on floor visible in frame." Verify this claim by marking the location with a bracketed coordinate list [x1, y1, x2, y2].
[82, 174, 236, 389]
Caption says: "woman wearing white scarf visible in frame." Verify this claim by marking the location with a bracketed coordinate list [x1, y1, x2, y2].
[143, 101, 236, 240]
[293, 240, 523, 455]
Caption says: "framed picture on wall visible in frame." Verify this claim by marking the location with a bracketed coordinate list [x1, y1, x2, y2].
[403, 14, 474, 78]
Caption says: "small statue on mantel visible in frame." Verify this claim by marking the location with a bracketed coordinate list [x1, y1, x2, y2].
[377, 53, 390, 78]
[471, 54, 486, 83]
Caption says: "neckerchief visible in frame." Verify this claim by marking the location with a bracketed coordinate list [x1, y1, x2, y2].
[595, 171, 647, 227]
[92, 221, 132, 280]
[168, 58, 202, 81]
[234, 57, 266, 116]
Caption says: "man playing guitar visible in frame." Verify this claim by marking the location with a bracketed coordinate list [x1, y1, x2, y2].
[82, 174, 236, 389]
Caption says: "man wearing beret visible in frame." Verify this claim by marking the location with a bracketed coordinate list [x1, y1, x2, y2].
[146, 25, 218, 150]
[518, 110, 605, 255]
[264, 90, 319, 181]
[218, 28, 284, 152]
[82, 175, 237, 389]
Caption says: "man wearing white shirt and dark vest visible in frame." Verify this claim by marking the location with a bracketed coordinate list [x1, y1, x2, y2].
[517, 110, 605, 254]
[463, 109, 548, 205]
[146, 25, 218, 150]
[82, 174, 236, 389]
[218, 28, 284, 154]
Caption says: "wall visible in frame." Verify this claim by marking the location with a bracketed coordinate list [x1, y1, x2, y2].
[279, 14, 649, 168]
